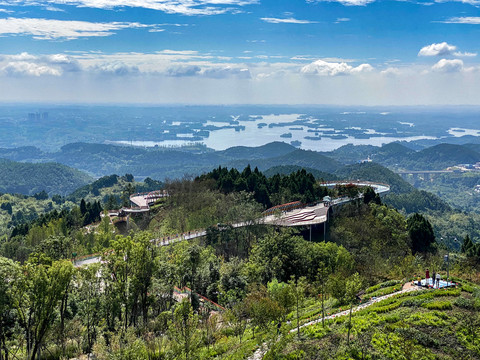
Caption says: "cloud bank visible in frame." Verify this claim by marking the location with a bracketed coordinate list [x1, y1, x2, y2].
[301, 59, 373, 76]
[0, 17, 151, 40]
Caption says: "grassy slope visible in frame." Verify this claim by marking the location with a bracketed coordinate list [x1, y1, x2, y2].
[262, 284, 480, 360]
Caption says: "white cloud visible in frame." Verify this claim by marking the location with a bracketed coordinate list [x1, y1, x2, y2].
[0, 8, 13, 12]
[306, 0, 374, 6]
[1, 52, 37, 60]
[1, 61, 61, 76]
[0, 52, 82, 76]
[0, 17, 151, 40]
[301, 59, 373, 76]
[418, 42, 456, 56]
[435, 0, 480, 5]
[202, 66, 251, 79]
[45, 53, 81, 71]
[441, 17, 480, 24]
[381, 67, 401, 76]
[90, 62, 140, 76]
[431, 58, 464, 72]
[165, 65, 201, 77]
[351, 63, 373, 73]
[2, 0, 259, 15]
[261, 17, 317, 24]
[44, 5, 64, 11]
[335, 17, 350, 23]
[453, 51, 477, 57]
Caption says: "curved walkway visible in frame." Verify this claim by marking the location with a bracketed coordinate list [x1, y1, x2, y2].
[76, 181, 390, 267]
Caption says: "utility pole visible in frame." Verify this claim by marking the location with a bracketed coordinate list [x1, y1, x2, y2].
[445, 253, 450, 286]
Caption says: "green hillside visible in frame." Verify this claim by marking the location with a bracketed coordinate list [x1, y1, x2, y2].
[325, 144, 378, 164]
[219, 141, 296, 159]
[335, 162, 414, 194]
[412, 143, 480, 169]
[264, 165, 338, 181]
[265, 284, 480, 360]
[67, 174, 163, 205]
[0, 159, 92, 196]
[228, 149, 342, 174]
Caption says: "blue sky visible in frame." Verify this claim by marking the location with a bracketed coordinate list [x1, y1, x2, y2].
[0, 0, 479, 104]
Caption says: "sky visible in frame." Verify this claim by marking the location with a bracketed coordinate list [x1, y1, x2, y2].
[0, 0, 479, 105]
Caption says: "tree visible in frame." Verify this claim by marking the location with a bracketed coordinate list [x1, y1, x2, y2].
[363, 187, 381, 205]
[345, 273, 362, 347]
[226, 303, 248, 343]
[76, 263, 102, 354]
[0, 257, 21, 360]
[129, 232, 156, 326]
[245, 285, 283, 337]
[461, 235, 475, 257]
[80, 199, 87, 215]
[186, 244, 201, 309]
[122, 183, 136, 207]
[316, 261, 328, 328]
[169, 299, 199, 360]
[407, 213, 436, 254]
[13, 258, 74, 360]
[267, 279, 295, 323]
[288, 276, 307, 338]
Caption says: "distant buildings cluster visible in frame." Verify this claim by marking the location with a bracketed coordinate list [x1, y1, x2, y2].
[27, 112, 48, 121]
[447, 162, 480, 171]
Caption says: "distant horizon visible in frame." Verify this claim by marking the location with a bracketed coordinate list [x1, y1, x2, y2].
[2, 103, 480, 109]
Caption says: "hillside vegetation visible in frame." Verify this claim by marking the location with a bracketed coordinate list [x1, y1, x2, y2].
[0, 159, 92, 195]
[1, 163, 480, 360]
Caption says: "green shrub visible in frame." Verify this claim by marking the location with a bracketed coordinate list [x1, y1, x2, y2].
[461, 283, 475, 293]
[423, 300, 452, 310]
[395, 327, 440, 348]
[365, 280, 401, 294]
[407, 311, 450, 327]
[402, 297, 426, 307]
[373, 301, 401, 314]
[432, 288, 461, 297]
[367, 285, 401, 298]
[304, 325, 331, 339]
[454, 296, 475, 310]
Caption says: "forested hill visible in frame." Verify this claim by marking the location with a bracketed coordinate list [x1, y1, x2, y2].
[1, 140, 480, 180]
[0, 159, 92, 196]
[227, 149, 342, 174]
[335, 162, 414, 194]
[263, 165, 338, 181]
[326, 142, 480, 169]
[219, 141, 296, 159]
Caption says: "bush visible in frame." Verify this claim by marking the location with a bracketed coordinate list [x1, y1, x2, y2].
[461, 283, 475, 293]
[423, 300, 452, 310]
[402, 298, 427, 308]
[365, 280, 401, 294]
[395, 328, 440, 348]
[304, 325, 331, 339]
[432, 288, 461, 297]
[454, 296, 475, 310]
[367, 285, 401, 298]
[407, 311, 450, 327]
[373, 301, 401, 314]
